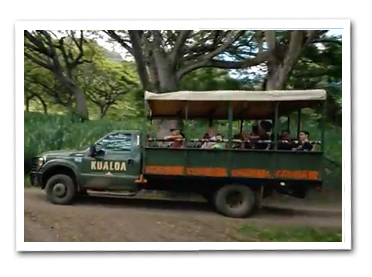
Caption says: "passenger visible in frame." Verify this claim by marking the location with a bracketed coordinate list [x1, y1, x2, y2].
[278, 131, 293, 150]
[201, 131, 216, 149]
[209, 134, 225, 150]
[255, 121, 272, 150]
[233, 132, 244, 149]
[203, 133, 210, 138]
[245, 125, 260, 140]
[199, 133, 210, 148]
[164, 128, 184, 148]
[293, 130, 313, 151]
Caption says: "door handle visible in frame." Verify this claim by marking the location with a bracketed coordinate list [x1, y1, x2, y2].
[128, 159, 134, 166]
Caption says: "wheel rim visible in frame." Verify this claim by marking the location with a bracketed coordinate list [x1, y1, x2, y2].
[226, 190, 244, 209]
[53, 183, 67, 198]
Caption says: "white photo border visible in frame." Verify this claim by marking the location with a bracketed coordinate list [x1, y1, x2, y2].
[17, 19, 350, 251]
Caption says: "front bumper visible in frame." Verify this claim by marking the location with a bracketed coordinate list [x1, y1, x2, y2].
[29, 171, 43, 187]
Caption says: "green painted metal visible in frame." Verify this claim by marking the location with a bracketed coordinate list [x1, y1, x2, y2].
[227, 101, 233, 177]
[227, 101, 233, 148]
[183, 101, 189, 176]
[297, 109, 302, 138]
[321, 102, 325, 152]
[274, 102, 280, 150]
[140, 104, 147, 176]
[144, 148, 323, 180]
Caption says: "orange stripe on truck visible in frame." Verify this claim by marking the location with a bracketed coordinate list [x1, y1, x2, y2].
[145, 166, 183, 175]
[231, 168, 271, 178]
[186, 167, 226, 177]
[144, 166, 319, 180]
[274, 170, 319, 180]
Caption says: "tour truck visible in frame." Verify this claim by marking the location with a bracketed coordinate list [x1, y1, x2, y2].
[29, 89, 326, 218]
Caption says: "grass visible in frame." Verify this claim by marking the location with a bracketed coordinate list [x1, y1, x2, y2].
[238, 224, 342, 242]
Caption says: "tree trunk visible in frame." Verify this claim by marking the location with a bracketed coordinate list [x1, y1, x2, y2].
[25, 98, 30, 112]
[56, 74, 89, 121]
[100, 105, 109, 119]
[155, 69, 181, 139]
[266, 68, 285, 90]
[33, 93, 48, 114]
[74, 88, 89, 121]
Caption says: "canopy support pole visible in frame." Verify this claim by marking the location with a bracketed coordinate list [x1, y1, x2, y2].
[274, 102, 280, 150]
[297, 109, 302, 138]
[227, 101, 233, 178]
[320, 102, 325, 152]
[183, 101, 189, 176]
[227, 101, 233, 149]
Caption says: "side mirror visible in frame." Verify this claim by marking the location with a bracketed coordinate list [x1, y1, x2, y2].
[88, 144, 96, 157]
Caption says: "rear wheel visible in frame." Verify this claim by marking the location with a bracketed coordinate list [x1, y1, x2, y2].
[214, 184, 256, 218]
[45, 174, 76, 205]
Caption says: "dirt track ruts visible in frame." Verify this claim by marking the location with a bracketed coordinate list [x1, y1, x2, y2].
[24, 188, 342, 242]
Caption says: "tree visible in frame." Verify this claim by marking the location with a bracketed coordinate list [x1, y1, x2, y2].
[24, 30, 94, 121]
[77, 59, 140, 118]
[104, 30, 327, 134]
[287, 34, 342, 126]
[24, 57, 75, 114]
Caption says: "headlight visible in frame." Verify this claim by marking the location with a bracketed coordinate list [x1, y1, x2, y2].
[37, 156, 45, 168]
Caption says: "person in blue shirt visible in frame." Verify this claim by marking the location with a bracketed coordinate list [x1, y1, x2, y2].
[293, 130, 313, 151]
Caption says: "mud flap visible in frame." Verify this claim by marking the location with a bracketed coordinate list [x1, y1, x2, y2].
[255, 185, 264, 210]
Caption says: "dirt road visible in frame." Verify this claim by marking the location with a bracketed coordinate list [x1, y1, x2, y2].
[24, 188, 342, 242]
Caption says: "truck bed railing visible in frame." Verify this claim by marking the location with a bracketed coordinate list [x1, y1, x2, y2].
[147, 138, 322, 144]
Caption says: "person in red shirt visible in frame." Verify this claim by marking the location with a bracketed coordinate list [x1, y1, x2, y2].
[164, 128, 185, 148]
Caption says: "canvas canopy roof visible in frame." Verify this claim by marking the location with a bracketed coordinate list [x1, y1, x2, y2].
[144, 89, 327, 120]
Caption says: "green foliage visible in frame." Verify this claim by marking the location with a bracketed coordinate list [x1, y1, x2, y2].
[25, 38, 141, 121]
[287, 34, 342, 126]
[238, 224, 342, 242]
[24, 112, 148, 174]
[178, 68, 244, 91]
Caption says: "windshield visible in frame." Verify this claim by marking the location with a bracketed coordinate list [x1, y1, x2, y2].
[96, 132, 132, 152]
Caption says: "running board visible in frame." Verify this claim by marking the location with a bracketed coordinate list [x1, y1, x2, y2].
[87, 191, 138, 197]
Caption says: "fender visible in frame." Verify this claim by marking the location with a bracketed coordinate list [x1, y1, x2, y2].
[41, 159, 82, 188]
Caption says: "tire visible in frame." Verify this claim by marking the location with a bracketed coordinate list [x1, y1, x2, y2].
[214, 184, 256, 218]
[45, 174, 76, 205]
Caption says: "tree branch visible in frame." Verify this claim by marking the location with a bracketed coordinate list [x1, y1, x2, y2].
[104, 30, 134, 56]
[128, 30, 151, 90]
[24, 51, 52, 70]
[265, 30, 276, 51]
[69, 30, 85, 66]
[176, 31, 245, 79]
[312, 38, 342, 45]
[170, 30, 192, 67]
[306, 30, 322, 45]
[177, 49, 268, 80]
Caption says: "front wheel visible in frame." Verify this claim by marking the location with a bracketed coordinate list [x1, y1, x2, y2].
[214, 184, 256, 218]
[45, 174, 76, 205]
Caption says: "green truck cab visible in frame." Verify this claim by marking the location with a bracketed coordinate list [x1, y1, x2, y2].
[29, 89, 327, 218]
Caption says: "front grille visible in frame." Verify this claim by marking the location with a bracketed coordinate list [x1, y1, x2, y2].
[31, 157, 39, 171]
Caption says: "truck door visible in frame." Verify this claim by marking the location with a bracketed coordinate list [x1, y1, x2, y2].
[80, 131, 141, 191]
